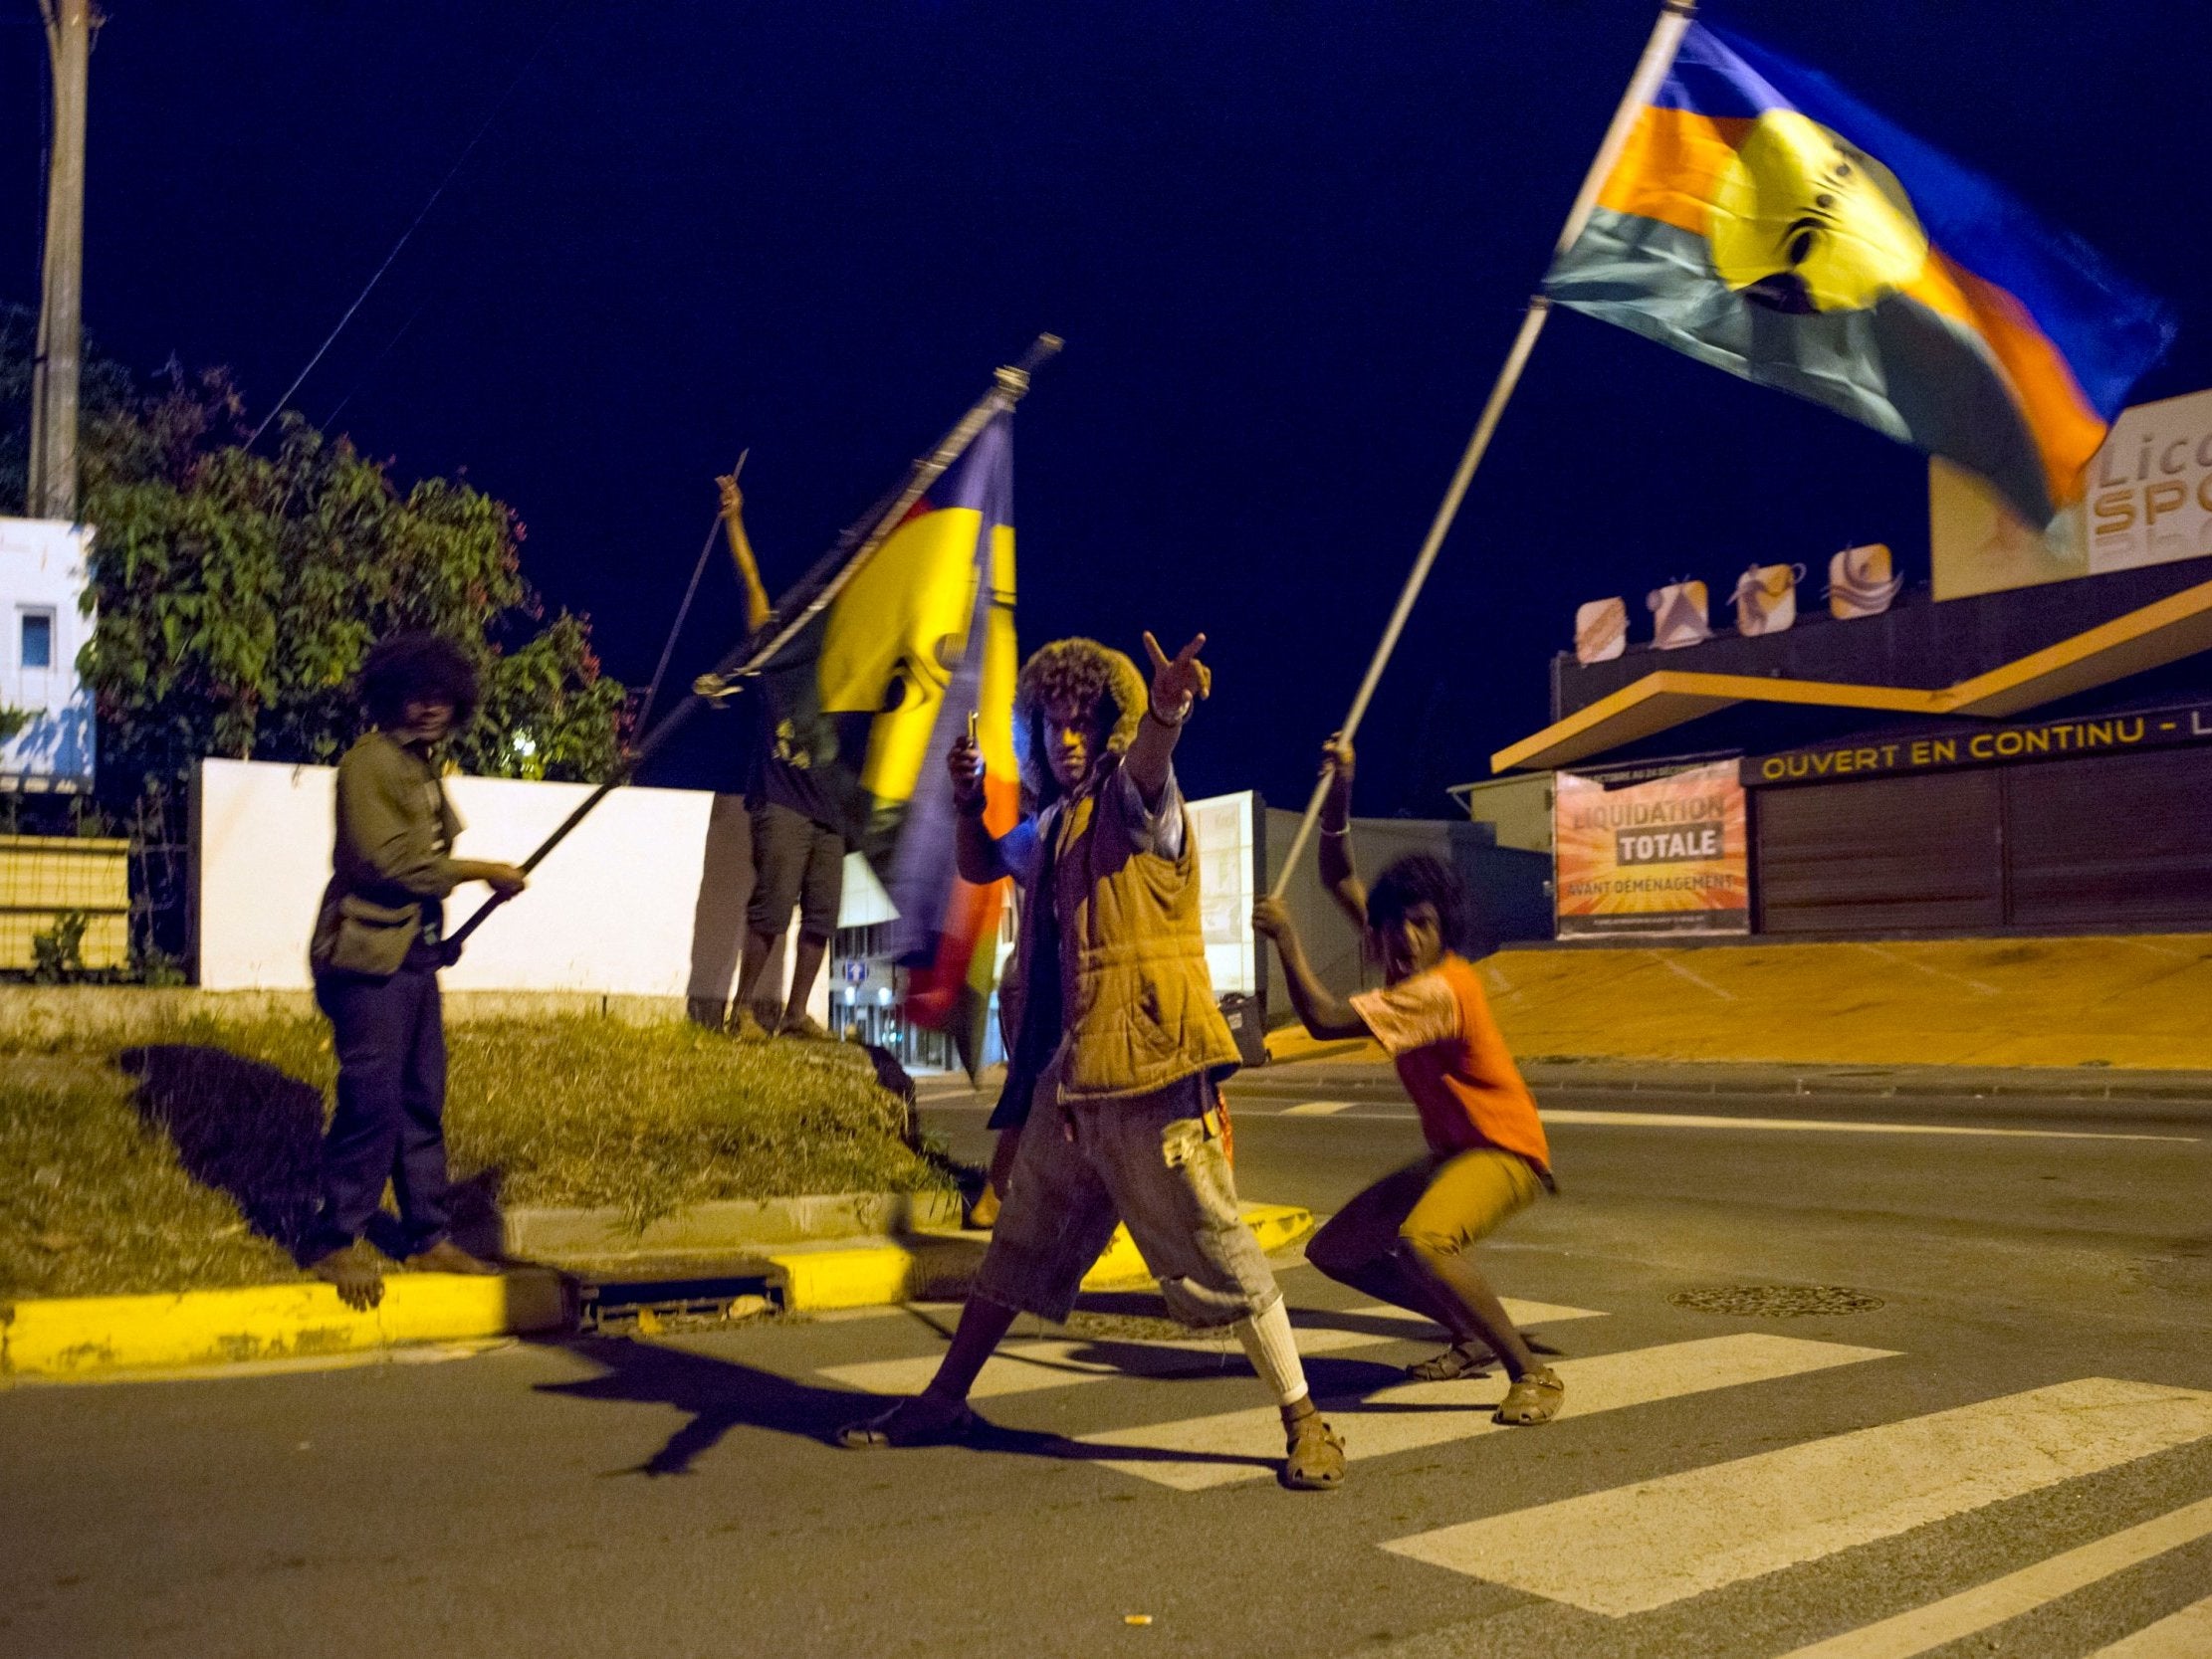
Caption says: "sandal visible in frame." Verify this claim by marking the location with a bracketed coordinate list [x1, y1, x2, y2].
[835, 1394, 979, 1450]
[1406, 1343, 1494, 1382]
[1492, 1366, 1565, 1426]
[1281, 1412, 1348, 1491]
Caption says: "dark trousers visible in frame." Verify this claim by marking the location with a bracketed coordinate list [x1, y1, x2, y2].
[307, 961, 452, 1259]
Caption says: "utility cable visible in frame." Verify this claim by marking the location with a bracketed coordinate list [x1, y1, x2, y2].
[247, 3, 577, 449]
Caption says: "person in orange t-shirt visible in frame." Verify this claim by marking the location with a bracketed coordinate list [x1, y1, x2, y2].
[1251, 734, 1564, 1427]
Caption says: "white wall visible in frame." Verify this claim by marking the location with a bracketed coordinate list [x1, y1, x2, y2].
[195, 757, 829, 1022]
[0, 516, 96, 790]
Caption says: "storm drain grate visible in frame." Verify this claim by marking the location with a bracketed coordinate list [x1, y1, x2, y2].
[1669, 1285, 1885, 1319]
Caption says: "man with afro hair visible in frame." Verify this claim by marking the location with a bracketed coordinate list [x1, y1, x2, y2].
[303, 632, 529, 1311]
[1252, 732, 1565, 1427]
[838, 631, 1347, 1491]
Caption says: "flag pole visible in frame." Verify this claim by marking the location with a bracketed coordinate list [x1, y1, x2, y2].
[634, 448, 749, 735]
[443, 332, 1063, 950]
[1267, 0, 1695, 901]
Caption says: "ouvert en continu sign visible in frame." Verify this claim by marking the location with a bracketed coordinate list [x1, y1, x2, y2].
[1743, 701, 2212, 787]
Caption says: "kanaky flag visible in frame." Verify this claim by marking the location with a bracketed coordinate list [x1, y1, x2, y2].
[1544, 21, 2175, 528]
[755, 413, 1019, 1047]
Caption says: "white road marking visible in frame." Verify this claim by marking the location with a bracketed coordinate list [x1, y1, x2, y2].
[1383, 1377, 2212, 1618]
[1654, 951, 1738, 1000]
[1541, 1109, 2196, 1143]
[1084, 1333, 1891, 1491]
[818, 1299, 1603, 1399]
[2088, 1588, 2212, 1657]
[1773, 1495, 2212, 1657]
[1226, 1101, 2193, 1141]
[1281, 1099, 1361, 1116]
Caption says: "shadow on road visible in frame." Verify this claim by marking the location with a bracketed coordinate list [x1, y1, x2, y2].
[531, 1295, 1447, 1481]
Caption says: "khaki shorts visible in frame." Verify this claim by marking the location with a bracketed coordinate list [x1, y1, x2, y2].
[970, 1072, 1280, 1329]
[1307, 1146, 1543, 1272]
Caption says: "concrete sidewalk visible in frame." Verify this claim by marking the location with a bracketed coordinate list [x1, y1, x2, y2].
[1275, 1056, 2212, 1107]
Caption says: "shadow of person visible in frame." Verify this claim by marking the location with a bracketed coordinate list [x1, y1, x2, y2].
[532, 1299, 1445, 1484]
[119, 1045, 328, 1254]
[684, 792, 755, 1028]
[120, 1043, 512, 1264]
[537, 1337, 907, 1477]
[532, 1332, 1319, 1482]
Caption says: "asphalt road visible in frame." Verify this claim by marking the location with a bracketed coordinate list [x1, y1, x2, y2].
[4, 1065, 2210, 1659]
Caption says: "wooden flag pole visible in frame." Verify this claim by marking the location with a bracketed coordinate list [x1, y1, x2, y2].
[443, 332, 1062, 950]
[1267, 0, 1695, 901]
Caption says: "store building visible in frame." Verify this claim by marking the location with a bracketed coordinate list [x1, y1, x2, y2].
[1481, 388, 2212, 941]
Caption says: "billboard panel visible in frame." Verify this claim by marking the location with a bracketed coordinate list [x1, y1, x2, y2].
[1931, 385, 2212, 600]
[1553, 760, 1748, 938]
[1187, 789, 1256, 996]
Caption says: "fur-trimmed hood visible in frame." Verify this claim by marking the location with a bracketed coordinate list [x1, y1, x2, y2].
[1011, 637, 1147, 807]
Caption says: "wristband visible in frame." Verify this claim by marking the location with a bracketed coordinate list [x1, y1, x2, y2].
[1147, 699, 1192, 729]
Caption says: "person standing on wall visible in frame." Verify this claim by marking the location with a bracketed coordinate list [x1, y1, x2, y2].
[718, 473, 845, 1040]
[303, 633, 528, 1312]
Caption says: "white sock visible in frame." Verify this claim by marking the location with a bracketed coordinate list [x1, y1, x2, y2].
[1233, 1299, 1310, 1407]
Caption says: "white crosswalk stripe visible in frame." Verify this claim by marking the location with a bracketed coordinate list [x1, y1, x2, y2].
[2088, 1589, 2212, 1657]
[1081, 1332, 1893, 1491]
[810, 1288, 2212, 1653]
[1280, 1099, 1362, 1116]
[1771, 1494, 2212, 1657]
[817, 1298, 1605, 1400]
[1382, 1376, 2212, 1618]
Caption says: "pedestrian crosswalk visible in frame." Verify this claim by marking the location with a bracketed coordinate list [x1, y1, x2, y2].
[816, 1297, 1603, 1400]
[1383, 1376, 2212, 1616]
[1082, 1333, 1892, 1491]
[813, 1290, 2212, 1653]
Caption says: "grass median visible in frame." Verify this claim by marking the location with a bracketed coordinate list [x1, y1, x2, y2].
[3, 1014, 954, 1303]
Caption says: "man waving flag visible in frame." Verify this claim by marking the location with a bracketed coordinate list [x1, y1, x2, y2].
[1543, 18, 2175, 529]
[753, 411, 1020, 1058]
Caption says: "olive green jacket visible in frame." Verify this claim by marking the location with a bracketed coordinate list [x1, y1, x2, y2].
[1044, 756, 1240, 1102]
[309, 731, 464, 979]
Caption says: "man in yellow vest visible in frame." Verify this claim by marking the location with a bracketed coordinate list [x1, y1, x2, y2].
[836, 632, 1346, 1491]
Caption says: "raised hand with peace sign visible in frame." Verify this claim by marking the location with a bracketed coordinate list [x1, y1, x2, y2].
[1127, 629, 1211, 801]
[1142, 630, 1211, 726]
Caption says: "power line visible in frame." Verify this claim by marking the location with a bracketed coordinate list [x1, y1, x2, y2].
[247, 5, 576, 450]
[321, 299, 428, 431]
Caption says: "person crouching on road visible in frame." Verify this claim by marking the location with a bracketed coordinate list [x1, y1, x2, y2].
[836, 632, 1348, 1491]
[1252, 733, 1565, 1427]
[302, 633, 528, 1312]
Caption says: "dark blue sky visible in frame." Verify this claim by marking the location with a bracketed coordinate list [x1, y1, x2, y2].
[7, 1, 2205, 815]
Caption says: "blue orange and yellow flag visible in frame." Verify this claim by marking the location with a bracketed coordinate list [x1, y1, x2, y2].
[757, 412, 1019, 1046]
[1544, 20, 2175, 528]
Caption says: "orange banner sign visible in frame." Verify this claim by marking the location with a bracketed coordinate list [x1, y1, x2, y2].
[1553, 760, 1749, 938]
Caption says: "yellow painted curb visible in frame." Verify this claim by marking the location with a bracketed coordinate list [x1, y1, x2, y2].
[1262, 1028, 1386, 1066]
[1, 1271, 570, 1382]
[765, 1201, 1316, 1312]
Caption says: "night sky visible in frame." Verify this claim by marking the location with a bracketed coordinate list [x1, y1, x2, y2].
[6, 1, 2206, 817]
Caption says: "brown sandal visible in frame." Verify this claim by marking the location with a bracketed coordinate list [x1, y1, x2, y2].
[1407, 1343, 1494, 1382]
[1281, 1413, 1348, 1491]
[835, 1394, 979, 1450]
[1493, 1366, 1565, 1426]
